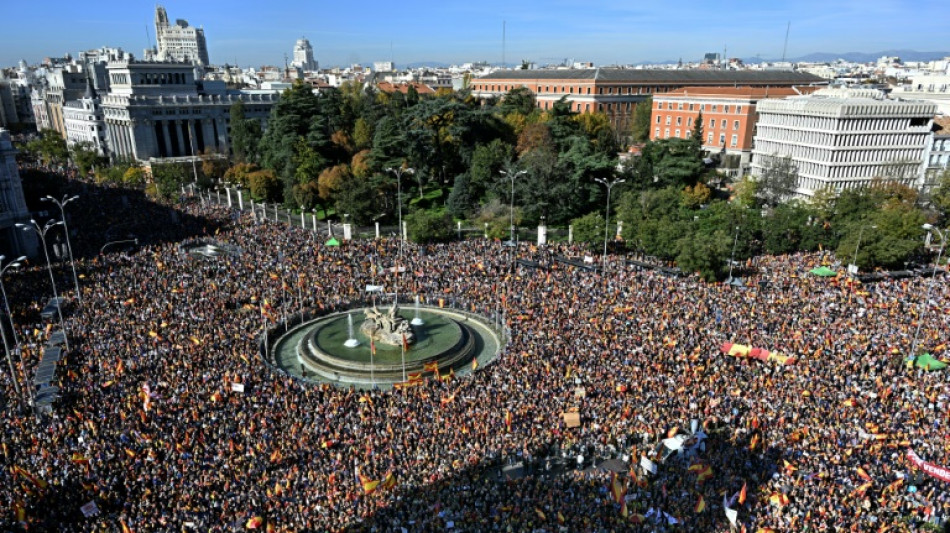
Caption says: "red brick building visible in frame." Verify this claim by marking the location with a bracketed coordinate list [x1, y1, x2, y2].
[650, 86, 819, 171]
[471, 69, 825, 132]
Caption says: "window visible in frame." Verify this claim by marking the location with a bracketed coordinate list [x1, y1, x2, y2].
[675, 129, 681, 137]
[658, 102, 664, 109]
[719, 134, 726, 145]
[736, 105, 742, 114]
[723, 105, 730, 113]
[664, 128, 670, 138]
[707, 132, 714, 144]
[656, 116, 661, 124]
[709, 119, 716, 128]
[711, 105, 718, 112]
[689, 104, 694, 111]
[687, 117, 693, 127]
[733, 120, 740, 130]
[731, 134, 738, 147]
[678, 102, 684, 110]
[700, 104, 706, 111]
[676, 117, 682, 126]
[665, 116, 671, 125]
[655, 127, 660, 137]
[686, 130, 692, 138]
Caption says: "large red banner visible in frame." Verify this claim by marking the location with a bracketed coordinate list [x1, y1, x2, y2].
[907, 449, 950, 483]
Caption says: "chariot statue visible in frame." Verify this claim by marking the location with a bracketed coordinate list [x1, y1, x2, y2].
[361, 301, 415, 346]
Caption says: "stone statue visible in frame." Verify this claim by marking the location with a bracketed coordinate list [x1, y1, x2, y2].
[361, 301, 415, 346]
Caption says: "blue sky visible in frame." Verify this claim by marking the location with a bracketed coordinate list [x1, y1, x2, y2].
[3, 0, 947, 68]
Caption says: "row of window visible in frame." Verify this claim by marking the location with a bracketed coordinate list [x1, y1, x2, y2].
[474, 83, 674, 95]
[756, 126, 927, 148]
[759, 114, 923, 133]
[656, 114, 741, 131]
[656, 127, 739, 147]
[755, 141, 924, 168]
[657, 101, 744, 114]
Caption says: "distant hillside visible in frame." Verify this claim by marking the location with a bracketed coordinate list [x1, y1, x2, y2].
[744, 49, 950, 64]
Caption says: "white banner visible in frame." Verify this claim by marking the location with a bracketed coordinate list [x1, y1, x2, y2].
[907, 449, 950, 483]
[640, 455, 657, 475]
[231, 382, 245, 393]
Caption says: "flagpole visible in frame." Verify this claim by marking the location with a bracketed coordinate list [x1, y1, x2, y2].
[401, 338, 407, 382]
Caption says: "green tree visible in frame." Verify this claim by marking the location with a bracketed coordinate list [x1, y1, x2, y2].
[69, 141, 103, 176]
[476, 198, 521, 240]
[122, 166, 146, 187]
[28, 130, 68, 166]
[757, 154, 799, 206]
[248, 169, 282, 202]
[691, 112, 704, 147]
[447, 173, 476, 219]
[334, 174, 382, 225]
[570, 212, 605, 245]
[406, 209, 455, 243]
[229, 100, 261, 163]
[681, 182, 711, 210]
[630, 98, 652, 143]
[224, 162, 260, 188]
[151, 163, 189, 201]
[676, 228, 730, 281]
[648, 138, 704, 188]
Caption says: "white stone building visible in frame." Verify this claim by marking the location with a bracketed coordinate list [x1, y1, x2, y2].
[891, 74, 950, 115]
[0, 129, 37, 258]
[292, 38, 318, 72]
[155, 6, 209, 66]
[99, 61, 276, 162]
[63, 80, 108, 156]
[751, 88, 936, 197]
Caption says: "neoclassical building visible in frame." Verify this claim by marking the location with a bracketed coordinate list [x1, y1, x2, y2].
[99, 61, 276, 162]
[751, 88, 936, 197]
[0, 129, 37, 258]
[63, 79, 108, 155]
[154, 5, 209, 66]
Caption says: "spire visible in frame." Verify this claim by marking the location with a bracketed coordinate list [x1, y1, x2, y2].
[83, 72, 97, 100]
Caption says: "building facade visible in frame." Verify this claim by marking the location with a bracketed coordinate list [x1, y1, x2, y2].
[751, 88, 936, 197]
[650, 87, 816, 171]
[100, 61, 276, 162]
[0, 129, 37, 258]
[292, 38, 318, 71]
[155, 6, 209, 66]
[63, 80, 108, 155]
[471, 69, 825, 131]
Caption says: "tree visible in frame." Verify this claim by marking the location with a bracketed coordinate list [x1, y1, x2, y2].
[317, 164, 351, 205]
[476, 198, 521, 240]
[732, 175, 760, 208]
[447, 173, 476, 219]
[69, 141, 103, 176]
[200, 151, 228, 183]
[27, 130, 68, 166]
[151, 163, 189, 201]
[648, 138, 704, 188]
[691, 112, 704, 148]
[681, 182, 711, 210]
[224, 162, 260, 188]
[757, 154, 799, 206]
[122, 166, 146, 187]
[930, 169, 950, 221]
[335, 174, 383, 225]
[406, 209, 454, 243]
[675, 228, 730, 281]
[630, 98, 652, 143]
[248, 169, 281, 202]
[499, 87, 537, 116]
[229, 100, 259, 163]
[570, 212, 605, 245]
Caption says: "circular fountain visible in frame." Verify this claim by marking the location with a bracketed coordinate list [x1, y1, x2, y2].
[269, 299, 503, 388]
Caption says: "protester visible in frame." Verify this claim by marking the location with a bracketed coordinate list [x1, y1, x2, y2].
[0, 172, 948, 532]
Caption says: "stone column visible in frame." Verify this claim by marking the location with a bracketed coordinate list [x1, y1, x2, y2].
[187, 120, 198, 156]
[215, 117, 228, 153]
[202, 119, 215, 153]
[127, 120, 139, 161]
[161, 120, 173, 158]
[175, 120, 186, 156]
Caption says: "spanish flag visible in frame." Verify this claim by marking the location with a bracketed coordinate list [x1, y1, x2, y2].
[70, 452, 90, 465]
[504, 409, 512, 430]
[857, 467, 872, 482]
[423, 361, 439, 373]
[471, 358, 479, 371]
[120, 519, 134, 533]
[407, 372, 423, 383]
[13, 466, 47, 489]
[738, 481, 747, 505]
[768, 492, 789, 507]
[245, 516, 263, 529]
[381, 470, 397, 490]
[610, 472, 625, 504]
[268, 272, 279, 281]
[360, 475, 380, 495]
[14, 502, 25, 523]
[694, 493, 706, 513]
[557, 511, 565, 524]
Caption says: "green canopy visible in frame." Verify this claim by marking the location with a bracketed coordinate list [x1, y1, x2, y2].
[809, 266, 838, 277]
[325, 237, 340, 247]
[912, 353, 948, 371]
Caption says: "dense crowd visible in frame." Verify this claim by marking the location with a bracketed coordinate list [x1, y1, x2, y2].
[1, 175, 949, 532]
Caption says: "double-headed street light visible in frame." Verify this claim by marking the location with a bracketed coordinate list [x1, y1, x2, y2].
[386, 167, 414, 302]
[0, 256, 24, 406]
[17, 220, 69, 351]
[42, 194, 81, 303]
[500, 169, 527, 245]
[909, 224, 946, 363]
[594, 177, 625, 273]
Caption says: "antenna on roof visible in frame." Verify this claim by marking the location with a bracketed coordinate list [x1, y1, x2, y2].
[781, 21, 791, 63]
[145, 23, 153, 52]
[502, 20, 506, 69]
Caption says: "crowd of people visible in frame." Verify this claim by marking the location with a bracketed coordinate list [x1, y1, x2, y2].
[0, 172, 949, 532]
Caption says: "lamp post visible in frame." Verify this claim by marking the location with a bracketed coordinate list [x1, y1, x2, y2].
[0, 256, 24, 406]
[909, 224, 946, 362]
[42, 195, 81, 303]
[500, 169, 526, 244]
[850, 224, 877, 279]
[594, 177, 625, 273]
[386, 167, 414, 302]
[727, 226, 740, 282]
[17, 220, 69, 350]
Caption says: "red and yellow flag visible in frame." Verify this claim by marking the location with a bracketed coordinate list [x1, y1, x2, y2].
[423, 361, 439, 373]
[738, 481, 747, 505]
[694, 493, 706, 513]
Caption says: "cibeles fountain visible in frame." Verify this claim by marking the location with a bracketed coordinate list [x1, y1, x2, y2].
[269, 297, 503, 388]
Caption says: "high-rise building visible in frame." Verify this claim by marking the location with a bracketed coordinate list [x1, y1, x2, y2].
[292, 38, 318, 71]
[155, 5, 209, 66]
[751, 88, 936, 197]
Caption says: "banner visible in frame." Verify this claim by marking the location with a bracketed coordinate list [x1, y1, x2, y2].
[640, 455, 657, 475]
[907, 449, 950, 483]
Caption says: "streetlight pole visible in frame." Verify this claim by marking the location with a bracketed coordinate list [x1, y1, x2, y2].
[909, 224, 946, 363]
[386, 167, 414, 303]
[728, 226, 740, 282]
[42, 194, 81, 303]
[594, 177, 625, 273]
[0, 256, 24, 407]
[500, 169, 526, 244]
[850, 224, 877, 280]
[17, 220, 69, 351]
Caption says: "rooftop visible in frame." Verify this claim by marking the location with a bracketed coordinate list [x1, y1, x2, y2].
[476, 68, 826, 85]
[656, 86, 820, 99]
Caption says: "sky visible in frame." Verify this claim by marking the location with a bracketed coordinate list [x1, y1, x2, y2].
[2, 0, 948, 68]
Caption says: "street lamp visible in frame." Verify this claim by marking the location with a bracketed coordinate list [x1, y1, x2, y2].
[42, 194, 81, 303]
[594, 177, 625, 272]
[386, 167, 414, 302]
[0, 256, 24, 406]
[500, 169, 526, 244]
[909, 224, 946, 363]
[850, 224, 878, 279]
[727, 226, 740, 282]
[16, 220, 69, 350]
